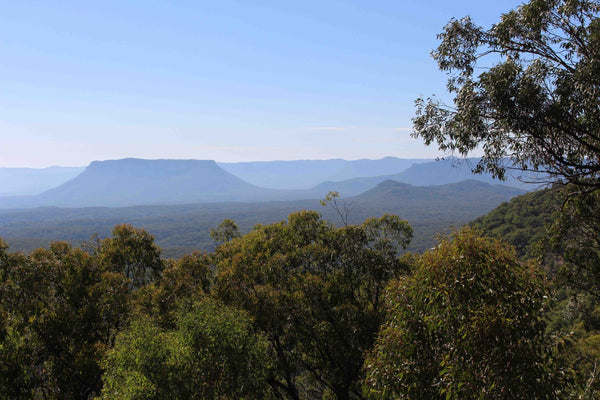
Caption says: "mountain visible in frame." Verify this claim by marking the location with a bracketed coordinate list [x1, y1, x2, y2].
[310, 175, 389, 197]
[0, 157, 539, 209]
[353, 179, 524, 218]
[218, 157, 432, 189]
[0, 157, 432, 209]
[0, 166, 85, 196]
[393, 157, 541, 190]
[0, 179, 524, 257]
[326, 157, 432, 182]
[0, 159, 286, 208]
[308, 158, 542, 197]
[351, 179, 526, 251]
[470, 186, 562, 258]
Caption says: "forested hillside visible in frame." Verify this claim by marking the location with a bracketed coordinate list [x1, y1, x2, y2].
[471, 186, 562, 258]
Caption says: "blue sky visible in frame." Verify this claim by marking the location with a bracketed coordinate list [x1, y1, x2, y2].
[0, 0, 523, 167]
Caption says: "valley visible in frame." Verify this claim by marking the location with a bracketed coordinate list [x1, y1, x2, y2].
[0, 156, 525, 257]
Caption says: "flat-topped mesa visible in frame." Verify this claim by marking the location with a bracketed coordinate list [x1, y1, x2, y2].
[86, 158, 221, 173]
[0, 157, 537, 209]
[35, 158, 264, 207]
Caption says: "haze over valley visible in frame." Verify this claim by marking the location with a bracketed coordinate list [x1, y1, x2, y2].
[0, 156, 527, 256]
[0, 156, 535, 207]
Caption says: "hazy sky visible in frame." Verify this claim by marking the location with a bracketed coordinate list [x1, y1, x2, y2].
[0, 0, 523, 167]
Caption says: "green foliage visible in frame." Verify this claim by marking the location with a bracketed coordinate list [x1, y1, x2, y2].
[547, 290, 600, 398]
[364, 228, 562, 399]
[99, 224, 164, 289]
[0, 324, 32, 400]
[363, 214, 413, 255]
[320, 191, 351, 226]
[471, 186, 562, 259]
[101, 318, 176, 400]
[544, 189, 600, 398]
[210, 218, 241, 245]
[472, 185, 600, 397]
[0, 225, 168, 398]
[0, 242, 130, 399]
[0, 238, 6, 263]
[175, 299, 270, 399]
[413, 0, 600, 188]
[548, 189, 600, 296]
[133, 251, 212, 329]
[214, 211, 413, 399]
[101, 298, 270, 400]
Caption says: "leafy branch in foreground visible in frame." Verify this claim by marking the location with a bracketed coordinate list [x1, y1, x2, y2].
[413, 0, 600, 189]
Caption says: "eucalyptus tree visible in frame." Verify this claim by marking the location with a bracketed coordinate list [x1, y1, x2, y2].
[213, 211, 413, 400]
[365, 229, 564, 399]
[413, 0, 600, 189]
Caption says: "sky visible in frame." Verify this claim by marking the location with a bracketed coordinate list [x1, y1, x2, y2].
[0, 0, 523, 167]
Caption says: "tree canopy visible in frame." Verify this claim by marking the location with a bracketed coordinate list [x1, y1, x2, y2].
[100, 298, 270, 400]
[209, 218, 241, 245]
[0, 242, 130, 399]
[99, 224, 164, 289]
[213, 211, 413, 400]
[364, 228, 562, 399]
[413, 0, 600, 189]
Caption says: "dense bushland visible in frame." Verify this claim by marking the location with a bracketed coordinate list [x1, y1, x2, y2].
[1, 203, 598, 399]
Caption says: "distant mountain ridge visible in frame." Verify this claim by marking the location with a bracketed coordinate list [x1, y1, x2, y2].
[45, 158, 290, 207]
[218, 157, 432, 189]
[0, 159, 283, 208]
[0, 156, 538, 209]
[355, 179, 524, 214]
[0, 166, 85, 196]
[308, 158, 539, 197]
[392, 158, 539, 190]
